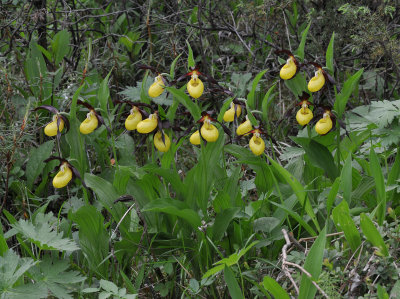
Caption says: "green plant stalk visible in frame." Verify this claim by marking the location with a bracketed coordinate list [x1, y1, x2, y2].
[237, 264, 245, 298]
[334, 85, 341, 172]
[336, 119, 341, 171]
[266, 157, 293, 232]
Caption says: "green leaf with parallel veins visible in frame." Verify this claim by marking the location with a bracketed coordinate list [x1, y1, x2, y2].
[325, 32, 335, 74]
[247, 69, 267, 110]
[299, 227, 326, 299]
[262, 276, 290, 299]
[165, 86, 201, 120]
[332, 201, 361, 252]
[296, 22, 311, 61]
[143, 198, 202, 229]
[360, 213, 389, 257]
[334, 68, 363, 119]
[51, 29, 71, 65]
[98, 70, 112, 118]
[186, 41, 195, 68]
[292, 137, 339, 181]
[224, 266, 244, 299]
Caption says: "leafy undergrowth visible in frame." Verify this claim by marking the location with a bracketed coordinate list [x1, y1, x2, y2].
[1, 1, 400, 299]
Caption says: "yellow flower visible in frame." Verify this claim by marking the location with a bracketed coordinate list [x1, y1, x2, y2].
[249, 131, 265, 156]
[308, 68, 326, 92]
[223, 103, 242, 122]
[154, 131, 171, 152]
[280, 56, 297, 80]
[137, 113, 158, 134]
[44, 115, 65, 137]
[125, 107, 142, 131]
[52, 162, 73, 188]
[148, 75, 165, 98]
[200, 117, 219, 142]
[236, 116, 253, 136]
[296, 101, 313, 126]
[80, 110, 98, 134]
[315, 111, 333, 135]
[190, 130, 201, 145]
[187, 72, 204, 98]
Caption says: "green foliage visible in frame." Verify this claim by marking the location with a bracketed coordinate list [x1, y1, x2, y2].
[9, 212, 79, 252]
[2, 0, 400, 297]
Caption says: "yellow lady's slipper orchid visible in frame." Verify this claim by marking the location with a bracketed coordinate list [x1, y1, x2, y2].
[187, 72, 204, 98]
[280, 56, 297, 80]
[137, 113, 158, 134]
[308, 68, 326, 92]
[148, 75, 165, 98]
[52, 162, 73, 188]
[44, 115, 65, 137]
[296, 101, 313, 126]
[80, 110, 98, 134]
[190, 130, 201, 145]
[249, 131, 265, 156]
[315, 111, 333, 135]
[236, 116, 253, 136]
[154, 131, 171, 152]
[200, 117, 219, 142]
[125, 107, 142, 131]
[223, 103, 242, 122]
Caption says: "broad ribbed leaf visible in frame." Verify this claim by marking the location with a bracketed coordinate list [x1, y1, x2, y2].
[299, 227, 326, 299]
[143, 198, 201, 229]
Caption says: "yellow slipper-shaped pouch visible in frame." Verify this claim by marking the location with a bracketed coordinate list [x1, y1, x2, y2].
[315, 115, 333, 135]
[80, 111, 98, 134]
[154, 131, 171, 152]
[308, 69, 326, 92]
[148, 76, 165, 98]
[187, 77, 204, 99]
[190, 130, 201, 145]
[200, 122, 219, 142]
[53, 163, 73, 188]
[249, 134, 265, 156]
[296, 107, 313, 126]
[236, 117, 253, 136]
[44, 115, 65, 136]
[125, 107, 142, 131]
[223, 103, 242, 122]
[280, 57, 297, 80]
[137, 113, 158, 134]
